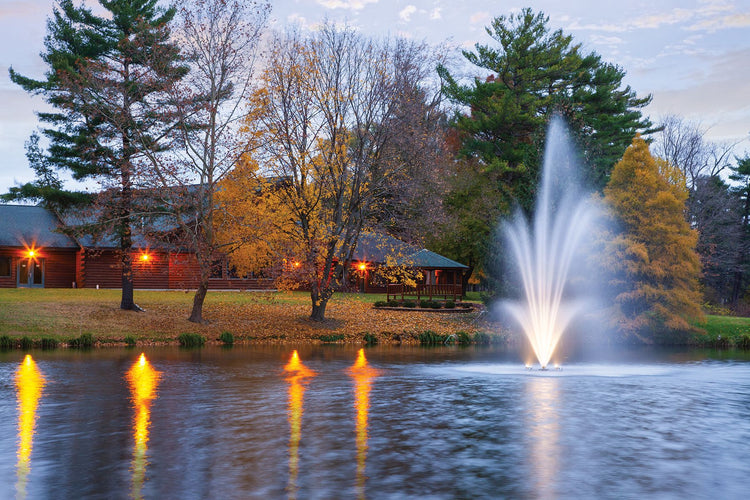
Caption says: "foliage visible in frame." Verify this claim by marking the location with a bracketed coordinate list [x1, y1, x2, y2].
[603, 135, 704, 342]
[316, 334, 345, 343]
[219, 331, 235, 345]
[689, 176, 744, 305]
[9, 0, 187, 311]
[239, 23, 443, 321]
[455, 331, 472, 345]
[363, 333, 378, 345]
[20, 337, 34, 350]
[39, 337, 59, 349]
[473, 332, 492, 345]
[0, 335, 12, 350]
[418, 331, 449, 345]
[435, 8, 654, 286]
[141, 0, 269, 323]
[402, 300, 417, 308]
[728, 154, 750, 304]
[69, 333, 94, 349]
[178, 333, 206, 347]
[124, 335, 137, 347]
[444, 300, 456, 309]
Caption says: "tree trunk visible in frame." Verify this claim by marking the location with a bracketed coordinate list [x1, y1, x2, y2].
[120, 250, 138, 310]
[189, 282, 209, 323]
[310, 287, 330, 321]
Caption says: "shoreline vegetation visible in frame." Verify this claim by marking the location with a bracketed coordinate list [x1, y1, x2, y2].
[0, 289, 748, 349]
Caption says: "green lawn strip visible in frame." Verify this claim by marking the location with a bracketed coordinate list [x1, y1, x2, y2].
[691, 315, 750, 347]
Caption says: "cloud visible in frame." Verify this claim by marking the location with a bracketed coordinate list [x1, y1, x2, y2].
[469, 11, 490, 26]
[430, 8, 442, 20]
[316, 0, 379, 10]
[688, 12, 750, 31]
[399, 5, 417, 23]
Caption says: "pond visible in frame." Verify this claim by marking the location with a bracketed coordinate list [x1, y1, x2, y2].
[1, 345, 749, 499]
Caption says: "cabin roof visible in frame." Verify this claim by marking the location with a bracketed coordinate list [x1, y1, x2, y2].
[0, 204, 79, 249]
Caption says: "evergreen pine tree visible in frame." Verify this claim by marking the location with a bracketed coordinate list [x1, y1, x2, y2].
[9, 0, 187, 310]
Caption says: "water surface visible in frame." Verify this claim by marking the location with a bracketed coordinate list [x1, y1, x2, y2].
[1, 345, 748, 499]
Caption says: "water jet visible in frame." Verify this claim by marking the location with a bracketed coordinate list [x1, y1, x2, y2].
[504, 116, 599, 369]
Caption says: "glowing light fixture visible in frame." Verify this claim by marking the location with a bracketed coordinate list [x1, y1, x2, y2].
[357, 262, 367, 272]
[140, 253, 150, 262]
[27, 250, 36, 258]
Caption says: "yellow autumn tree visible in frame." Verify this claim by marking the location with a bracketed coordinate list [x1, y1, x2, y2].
[603, 134, 704, 342]
[237, 23, 440, 321]
[215, 154, 295, 278]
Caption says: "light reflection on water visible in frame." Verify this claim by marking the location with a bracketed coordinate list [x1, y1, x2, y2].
[0, 346, 749, 499]
[15, 355, 45, 500]
[283, 350, 315, 500]
[125, 353, 161, 500]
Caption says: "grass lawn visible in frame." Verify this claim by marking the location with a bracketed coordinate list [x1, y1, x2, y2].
[696, 314, 750, 347]
[0, 288, 498, 346]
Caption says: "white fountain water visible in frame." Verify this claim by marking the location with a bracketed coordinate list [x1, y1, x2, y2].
[504, 116, 600, 369]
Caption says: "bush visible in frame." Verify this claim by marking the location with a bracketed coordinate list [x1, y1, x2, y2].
[419, 299, 442, 309]
[473, 332, 492, 345]
[20, 336, 34, 350]
[456, 331, 471, 345]
[374, 300, 388, 308]
[0, 335, 13, 350]
[737, 333, 750, 350]
[38, 337, 59, 349]
[69, 333, 94, 349]
[363, 333, 378, 345]
[219, 331, 235, 345]
[178, 333, 206, 347]
[444, 300, 456, 309]
[388, 300, 401, 307]
[317, 334, 345, 343]
[418, 330, 448, 345]
[402, 300, 417, 308]
[124, 335, 137, 347]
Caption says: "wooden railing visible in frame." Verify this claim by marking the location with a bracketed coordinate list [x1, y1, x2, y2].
[386, 283, 463, 302]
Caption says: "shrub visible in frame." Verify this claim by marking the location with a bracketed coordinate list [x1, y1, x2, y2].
[444, 300, 456, 309]
[456, 331, 471, 345]
[374, 300, 388, 308]
[402, 300, 417, 308]
[317, 334, 345, 343]
[124, 335, 137, 347]
[219, 331, 235, 345]
[69, 333, 94, 349]
[0, 335, 13, 350]
[737, 334, 750, 350]
[20, 336, 34, 350]
[39, 337, 59, 349]
[387, 300, 401, 307]
[473, 332, 492, 345]
[418, 330, 448, 345]
[363, 333, 378, 345]
[178, 333, 206, 347]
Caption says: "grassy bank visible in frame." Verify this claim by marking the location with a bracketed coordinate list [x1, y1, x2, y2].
[0, 289, 499, 346]
[695, 315, 750, 348]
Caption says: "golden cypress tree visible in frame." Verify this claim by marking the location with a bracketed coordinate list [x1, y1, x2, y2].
[603, 135, 704, 342]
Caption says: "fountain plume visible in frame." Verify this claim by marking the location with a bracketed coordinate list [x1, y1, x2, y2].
[504, 116, 599, 369]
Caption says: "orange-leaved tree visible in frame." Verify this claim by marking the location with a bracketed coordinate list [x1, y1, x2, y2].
[603, 134, 704, 342]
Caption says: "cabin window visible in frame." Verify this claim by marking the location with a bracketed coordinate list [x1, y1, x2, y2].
[0, 256, 10, 277]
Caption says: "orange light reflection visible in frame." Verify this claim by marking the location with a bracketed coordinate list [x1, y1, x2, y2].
[348, 349, 379, 499]
[15, 354, 45, 500]
[126, 353, 161, 500]
[284, 350, 315, 500]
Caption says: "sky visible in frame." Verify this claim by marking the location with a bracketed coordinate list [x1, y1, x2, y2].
[1, 0, 749, 194]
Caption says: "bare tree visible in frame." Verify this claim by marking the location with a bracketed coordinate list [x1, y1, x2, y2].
[653, 114, 737, 189]
[139, 0, 269, 323]
[242, 24, 441, 321]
